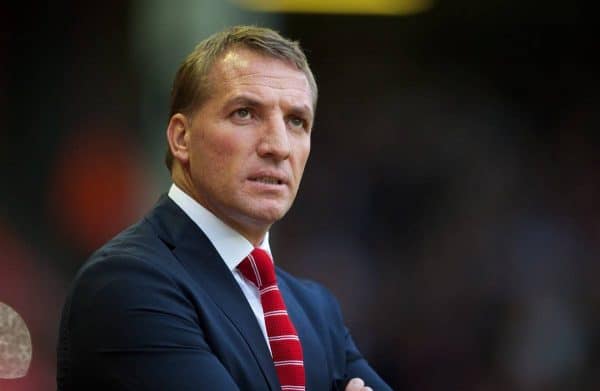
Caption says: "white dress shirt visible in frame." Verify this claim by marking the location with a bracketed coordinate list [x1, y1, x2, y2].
[168, 183, 272, 349]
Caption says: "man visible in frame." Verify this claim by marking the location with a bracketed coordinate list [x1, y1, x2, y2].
[57, 25, 392, 390]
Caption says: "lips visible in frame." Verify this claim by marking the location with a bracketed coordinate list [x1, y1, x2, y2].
[248, 172, 288, 186]
[250, 176, 282, 185]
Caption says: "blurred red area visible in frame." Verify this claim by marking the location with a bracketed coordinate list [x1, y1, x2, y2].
[46, 123, 152, 253]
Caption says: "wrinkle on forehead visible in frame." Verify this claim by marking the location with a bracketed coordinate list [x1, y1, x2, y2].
[215, 48, 314, 106]
[222, 63, 309, 91]
[234, 78, 310, 94]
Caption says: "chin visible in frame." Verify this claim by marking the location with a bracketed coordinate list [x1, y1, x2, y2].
[249, 203, 290, 225]
[255, 209, 287, 225]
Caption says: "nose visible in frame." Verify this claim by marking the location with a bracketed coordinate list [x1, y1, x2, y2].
[257, 114, 291, 161]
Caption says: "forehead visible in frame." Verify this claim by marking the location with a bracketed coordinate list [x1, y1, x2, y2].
[207, 48, 313, 112]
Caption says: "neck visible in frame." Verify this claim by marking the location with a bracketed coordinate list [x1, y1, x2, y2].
[171, 170, 269, 247]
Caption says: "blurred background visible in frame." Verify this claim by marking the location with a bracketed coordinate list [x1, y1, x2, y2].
[1, 0, 599, 389]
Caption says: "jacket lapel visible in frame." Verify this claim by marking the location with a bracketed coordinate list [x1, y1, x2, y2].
[146, 196, 280, 390]
[276, 273, 331, 390]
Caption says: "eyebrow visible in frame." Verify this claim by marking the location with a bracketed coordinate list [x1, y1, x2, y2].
[225, 95, 314, 120]
[288, 106, 313, 121]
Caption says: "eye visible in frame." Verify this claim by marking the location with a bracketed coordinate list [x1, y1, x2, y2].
[288, 116, 307, 130]
[233, 108, 251, 120]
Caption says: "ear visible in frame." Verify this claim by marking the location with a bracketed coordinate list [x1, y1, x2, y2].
[166, 113, 191, 166]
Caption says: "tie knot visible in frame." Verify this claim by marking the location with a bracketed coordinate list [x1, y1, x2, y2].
[238, 248, 276, 289]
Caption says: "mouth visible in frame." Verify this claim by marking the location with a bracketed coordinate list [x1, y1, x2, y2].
[248, 176, 284, 185]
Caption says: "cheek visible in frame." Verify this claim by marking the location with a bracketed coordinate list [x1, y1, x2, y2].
[293, 140, 311, 172]
[195, 128, 246, 169]
[199, 131, 250, 185]
[202, 129, 238, 155]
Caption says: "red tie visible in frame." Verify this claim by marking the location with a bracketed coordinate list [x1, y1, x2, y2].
[238, 248, 306, 391]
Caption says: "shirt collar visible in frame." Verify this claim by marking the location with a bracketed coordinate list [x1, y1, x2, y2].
[168, 183, 272, 271]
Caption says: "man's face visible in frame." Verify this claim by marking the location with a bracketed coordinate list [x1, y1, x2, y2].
[182, 48, 313, 242]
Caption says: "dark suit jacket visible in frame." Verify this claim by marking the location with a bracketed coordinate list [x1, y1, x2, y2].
[57, 195, 392, 390]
